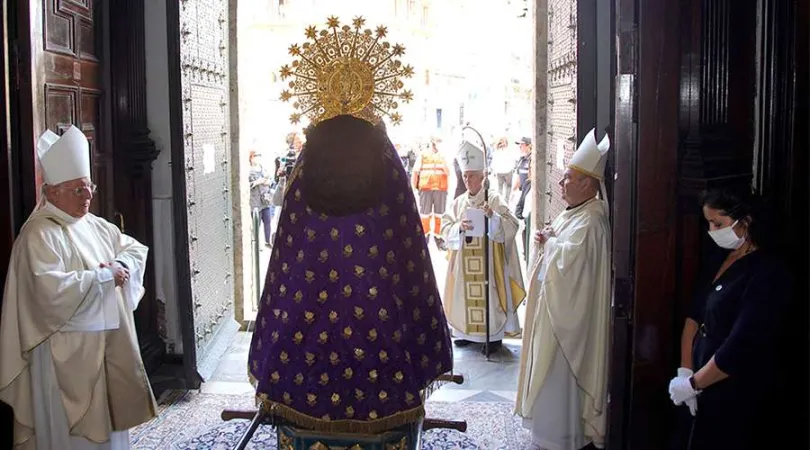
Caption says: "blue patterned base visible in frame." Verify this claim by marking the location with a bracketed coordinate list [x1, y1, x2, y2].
[275, 421, 421, 450]
[170, 420, 476, 450]
[131, 391, 531, 450]
[173, 421, 475, 450]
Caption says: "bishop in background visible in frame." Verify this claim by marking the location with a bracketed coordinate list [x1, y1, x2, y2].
[516, 129, 612, 450]
[0, 126, 157, 449]
[441, 139, 526, 355]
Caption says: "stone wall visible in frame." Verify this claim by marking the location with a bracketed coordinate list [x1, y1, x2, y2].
[542, 0, 578, 223]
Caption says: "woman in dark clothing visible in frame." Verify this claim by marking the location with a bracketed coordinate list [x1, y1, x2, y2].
[669, 188, 791, 449]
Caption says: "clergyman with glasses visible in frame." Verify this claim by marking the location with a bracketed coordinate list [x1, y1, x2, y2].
[0, 126, 157, 449]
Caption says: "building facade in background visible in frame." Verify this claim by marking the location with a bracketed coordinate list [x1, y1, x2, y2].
[543, 0, 577, 222]
[237, 0, 534, 158]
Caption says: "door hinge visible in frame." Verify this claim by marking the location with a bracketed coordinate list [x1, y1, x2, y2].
[613, 276, 634, 323]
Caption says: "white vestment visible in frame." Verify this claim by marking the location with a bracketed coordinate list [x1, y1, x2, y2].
[0, 203, 157, 449]
[440, 190, 526, 342]
[516, 198, 611, 450]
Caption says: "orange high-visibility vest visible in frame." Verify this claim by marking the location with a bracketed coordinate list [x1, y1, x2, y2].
[414, 151, 448, 191]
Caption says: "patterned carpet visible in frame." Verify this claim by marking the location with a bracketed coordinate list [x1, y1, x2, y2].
[131, 390, 532, 450]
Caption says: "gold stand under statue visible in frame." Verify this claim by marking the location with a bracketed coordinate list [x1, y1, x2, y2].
[221, 374, 467, 450]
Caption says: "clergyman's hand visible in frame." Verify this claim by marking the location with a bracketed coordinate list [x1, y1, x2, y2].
[460, 219, 474, 232]
[534, 226, 555, 245]
[113, 266, 130, 287]
[481, 203, 494, 218]
[100, 262, 129, 287]
[534, 230, 546, 245]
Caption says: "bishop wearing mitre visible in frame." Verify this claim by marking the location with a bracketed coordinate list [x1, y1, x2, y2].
[0, 126, 156, 449]
[516, 129, 612, 450]
[441, 140, 526, 355]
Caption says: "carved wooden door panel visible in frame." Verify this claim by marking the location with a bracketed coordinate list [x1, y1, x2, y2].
[29, 0, 114, 217]
[177, 0, 235, 375]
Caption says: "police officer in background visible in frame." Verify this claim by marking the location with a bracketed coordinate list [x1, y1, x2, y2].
[512, 137, 532, 205]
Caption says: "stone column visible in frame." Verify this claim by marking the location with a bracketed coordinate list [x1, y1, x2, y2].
[532, 0, 549, 235]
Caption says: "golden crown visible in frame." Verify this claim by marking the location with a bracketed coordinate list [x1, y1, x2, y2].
[279, 16, 414, 126]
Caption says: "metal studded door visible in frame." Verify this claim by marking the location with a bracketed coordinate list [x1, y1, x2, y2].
[178, 0, 234, 366]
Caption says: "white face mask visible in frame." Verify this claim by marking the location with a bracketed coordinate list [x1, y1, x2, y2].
[708, 220, 745, 250]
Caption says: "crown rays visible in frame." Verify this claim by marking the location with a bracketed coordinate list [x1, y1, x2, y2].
[279, 16, 414, 126]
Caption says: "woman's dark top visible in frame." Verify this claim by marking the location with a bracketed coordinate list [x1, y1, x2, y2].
[689, 249, 790, 380]
[683, 247, 792, 449]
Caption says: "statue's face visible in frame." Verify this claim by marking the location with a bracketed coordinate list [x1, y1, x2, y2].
[46, 177, 95, 218]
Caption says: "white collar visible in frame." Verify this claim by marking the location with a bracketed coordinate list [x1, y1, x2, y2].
[43, 201, 82, 225]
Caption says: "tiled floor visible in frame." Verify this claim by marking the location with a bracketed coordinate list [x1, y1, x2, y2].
[203, 331, 522, 406]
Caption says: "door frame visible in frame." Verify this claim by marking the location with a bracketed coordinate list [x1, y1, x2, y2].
[7, 0, 37, 227]
[165, 0, 202, 389]
[606, 0, 636, 446]
[2, 1, 17, 444]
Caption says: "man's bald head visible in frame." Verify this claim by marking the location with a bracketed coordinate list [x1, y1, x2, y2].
[559, 168, 599, 207]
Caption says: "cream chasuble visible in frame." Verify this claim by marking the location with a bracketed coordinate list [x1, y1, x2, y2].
[0, 203, 157, 449]
[515, 197, 611, 450]
[440, 190, 526, 342]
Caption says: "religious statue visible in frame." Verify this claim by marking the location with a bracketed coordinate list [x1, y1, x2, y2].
[240, 16, 455, 450]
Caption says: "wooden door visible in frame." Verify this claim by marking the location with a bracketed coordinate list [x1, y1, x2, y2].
[607, 0, 638, 446]
[17, 0, 113, 217]
[11, 0, 165, 377]
[610, 0, 684, 447]
[1, 2, 14, 446]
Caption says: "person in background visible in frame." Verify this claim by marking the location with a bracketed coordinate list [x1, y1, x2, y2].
[516, 129, 611, 450]
[511, 137, 532, 205]
[515, 156, 532, 221]
[271, 132, 303, 210]
[0, 126, 156, 449]
[248, 149, 274, 247]
[668, 187, 790, 450]
[489, 137, 515, 200]
[411, 136, 450, 251]
[396, 143, 417, 177]
[441, 140, 525, 356]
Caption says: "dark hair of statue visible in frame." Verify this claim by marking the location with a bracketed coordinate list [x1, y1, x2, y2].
[700, 187, 777, 250]
[300, 115, 389, 216]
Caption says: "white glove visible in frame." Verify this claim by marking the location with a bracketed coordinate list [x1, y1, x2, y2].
[668, 368, 693, 405]
[669, 375, 699, 406]
[669, 368, 698, 415]
[685, 396, 698, 416]
[676, 367, 693, 379]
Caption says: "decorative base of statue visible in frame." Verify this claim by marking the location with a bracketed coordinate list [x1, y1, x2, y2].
[277, 421, 422, 450]
[221, 374, 467, 450]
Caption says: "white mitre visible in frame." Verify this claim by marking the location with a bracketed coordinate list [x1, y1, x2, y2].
[36, 125, 91, 185]
[457, 140, 486, 172]
[568, 128, 610, 180]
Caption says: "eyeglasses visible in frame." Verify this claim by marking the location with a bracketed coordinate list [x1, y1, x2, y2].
[68, 183, 97, 197]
